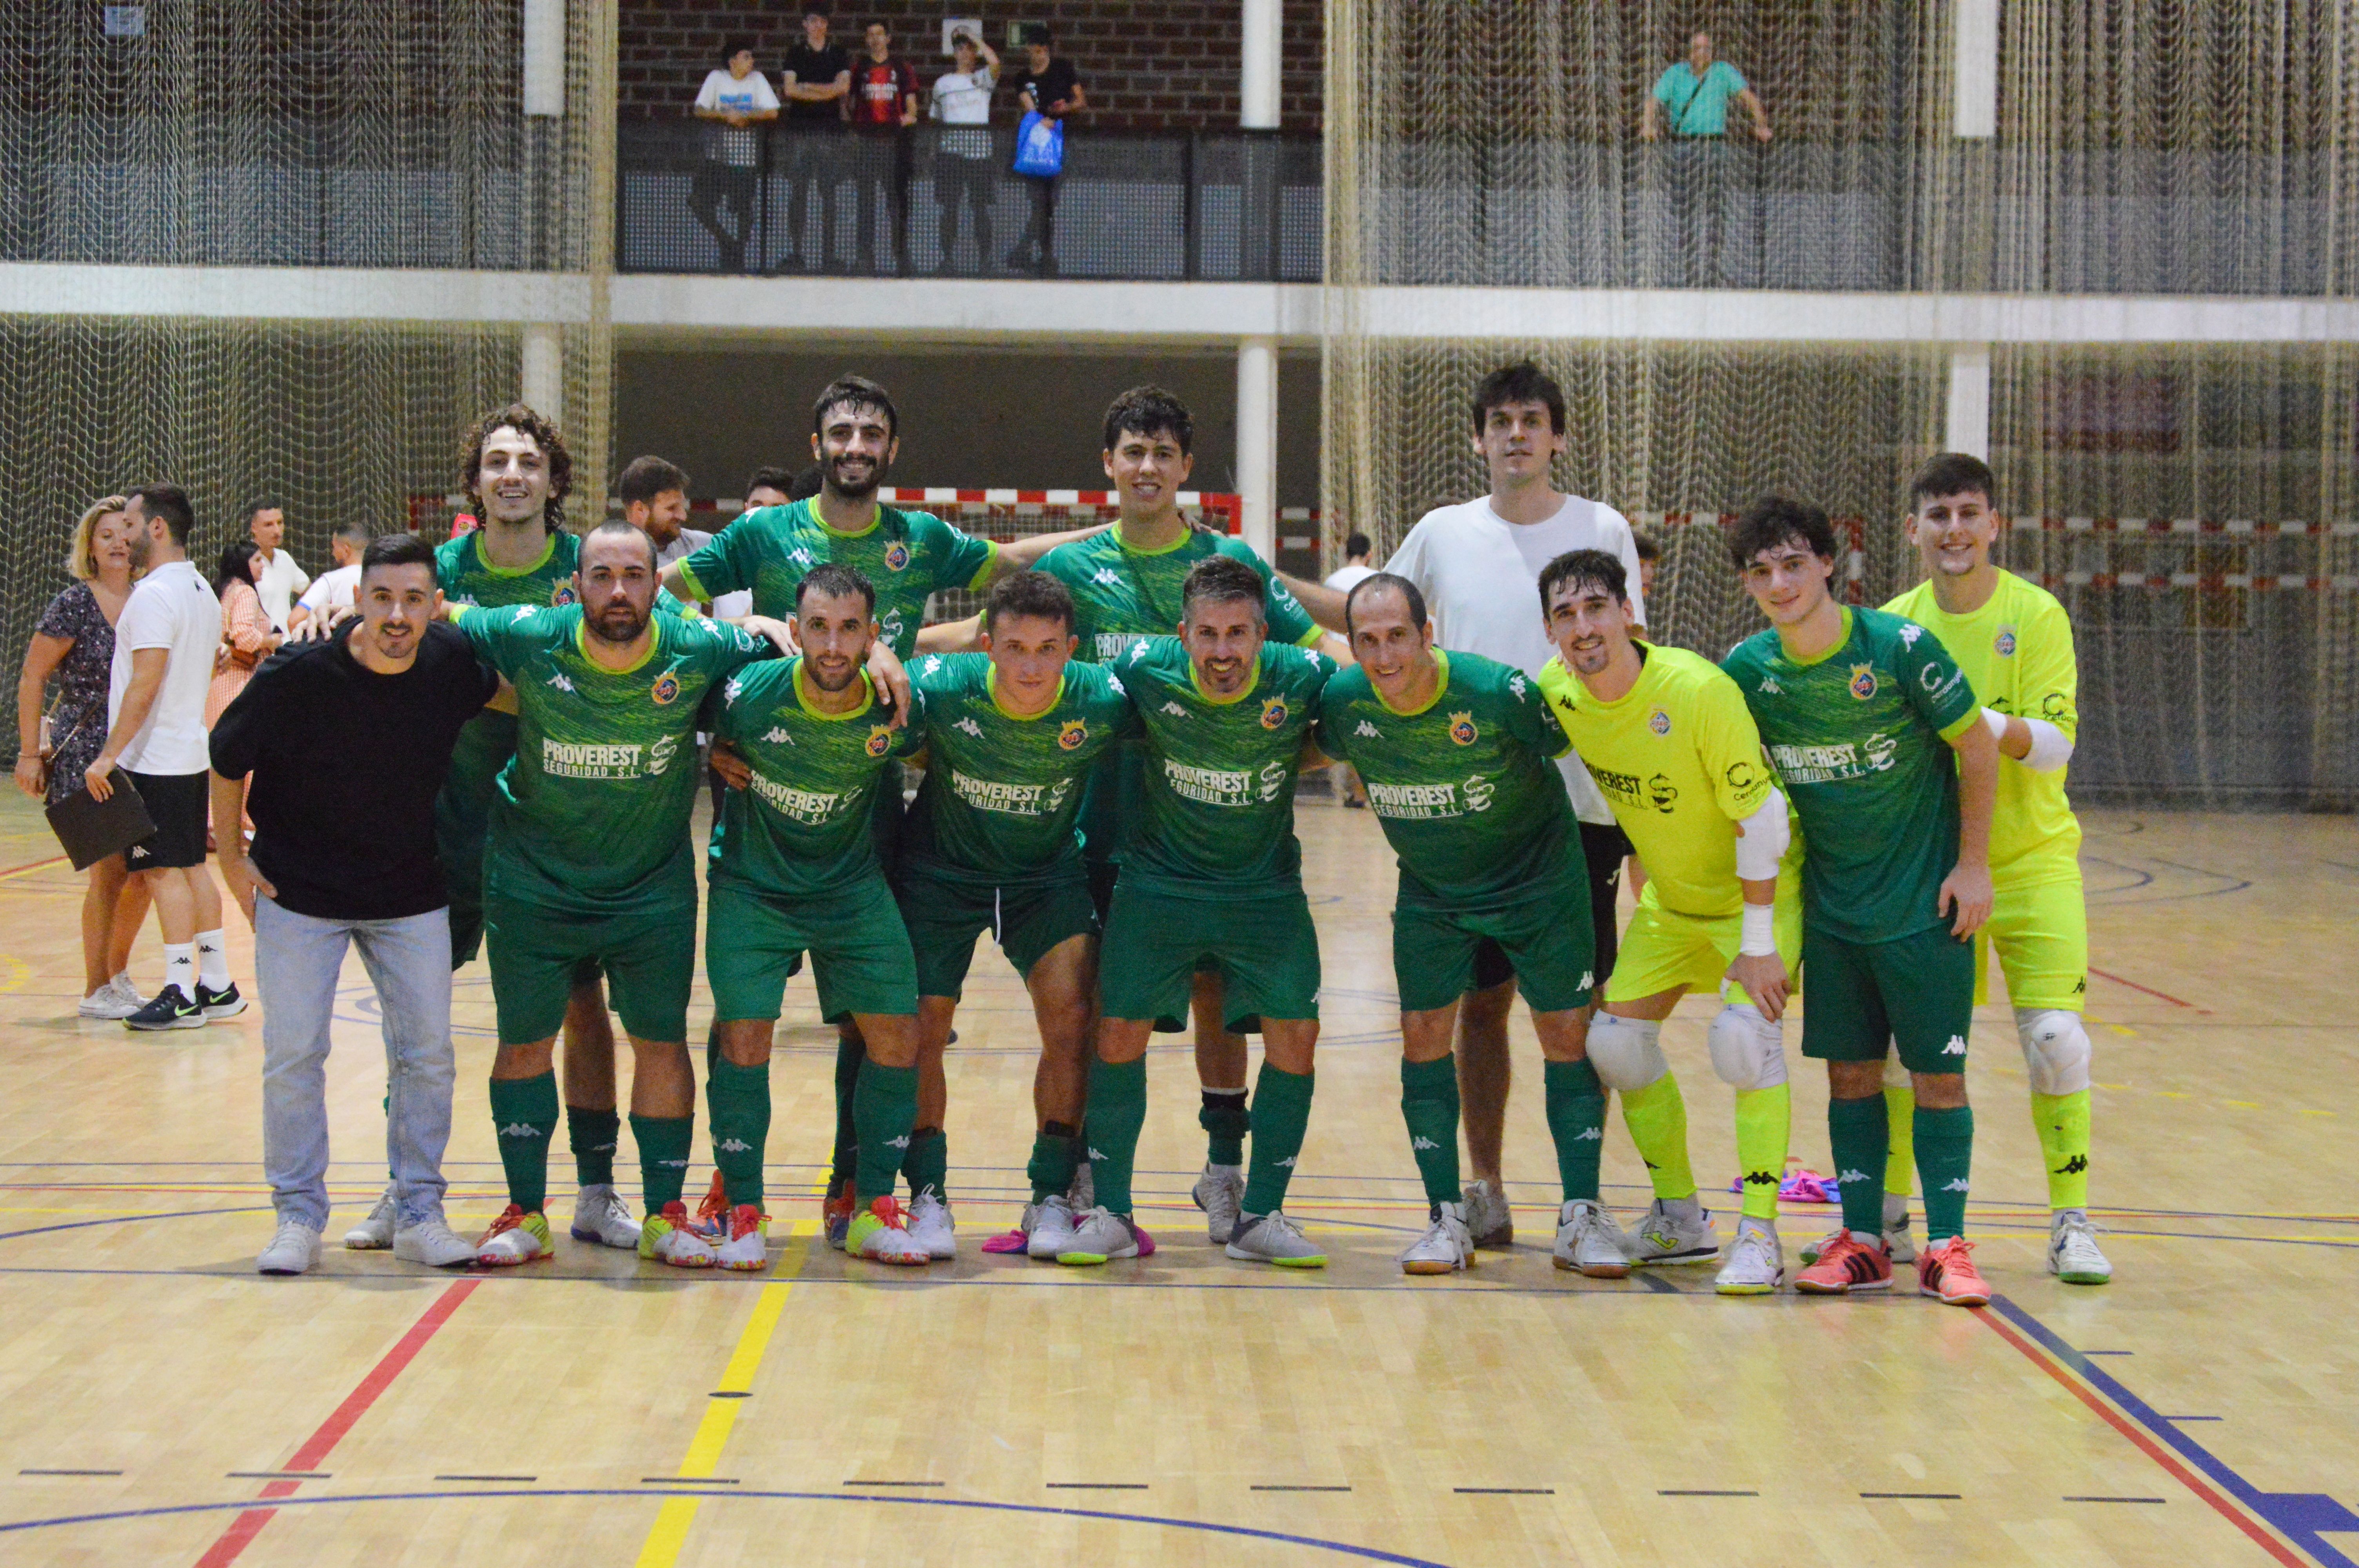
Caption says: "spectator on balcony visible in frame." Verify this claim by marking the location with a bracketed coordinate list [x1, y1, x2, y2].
[930, 29, 1000, 275]
[848, 22, 923, 274]
[780, 7, 854, 271]
[689, 40, 780, 273]
[1639, 31, 1771, 286]
[1007, 25, 1085, 276]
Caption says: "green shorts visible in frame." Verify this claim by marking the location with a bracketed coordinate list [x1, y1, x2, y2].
[1800, 922, 1975, 1074]
[1100, 881, 1319, 1030]
[896, 860, 1098, 1001]
[706, 874, 918, 1025]
[434, 711, 517, 969]
[1394, 880, 1596, 1015]
[484, 888, 695, 1047]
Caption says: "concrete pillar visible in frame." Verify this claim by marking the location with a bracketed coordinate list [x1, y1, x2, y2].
[1241, 0, 1281, 129]
[523, 0, 566, 117]
[1945, 346, 1992, 459]
[1953, 0, 1997, 138]
[1236, 337, 1278, 559]
[522, 322, 564, 427]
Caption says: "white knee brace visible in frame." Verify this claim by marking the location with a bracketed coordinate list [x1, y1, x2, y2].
[2016, 1008, 2092, 1096]
[1587, 1013, 1670, 1093]
[1707, 1004, 1788, 1091]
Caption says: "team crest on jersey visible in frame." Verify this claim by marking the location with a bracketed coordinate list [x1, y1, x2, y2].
[1058, 719, 1090, 750]
[1847, 664, 1878, 700]
[1995, 626, 2017, 657]
[551, 583, 576, 606]
[1447, 710, 1478, 745]
[1648, 706, 1671, 737]
[1259, 697, 1290, 730]
[651, 670, 682, 705]
[883, 541, 912, 572]
[865, 724, 894, 758]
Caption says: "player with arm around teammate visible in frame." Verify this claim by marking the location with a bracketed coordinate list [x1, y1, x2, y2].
[1535, 548, 1803, 1295]
[1315, 573, 1617, 1277]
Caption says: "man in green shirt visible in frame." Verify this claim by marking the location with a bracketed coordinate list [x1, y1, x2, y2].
[1058, 555, 1336, 1269]
[1639, 31, 1772, 287]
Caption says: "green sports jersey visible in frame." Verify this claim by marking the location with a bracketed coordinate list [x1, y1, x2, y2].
[672, 498, 997, 656]
[462, 604, 773, 912]
[1722, 605, 1981, 943]
[436, 526, 584, 611]
[1118, 635, 1333, 895]
[709, 659, 929, 897]
[902, 652, 1139, 884]
[1316, 650, 1580, 911]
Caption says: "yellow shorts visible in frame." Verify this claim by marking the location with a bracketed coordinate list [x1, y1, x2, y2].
[1604, 875, 1803, 1009]
[1975, 873, 2088, 1012]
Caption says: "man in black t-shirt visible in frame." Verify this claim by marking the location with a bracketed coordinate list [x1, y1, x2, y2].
[1008, 25, 1086, 275]
[779, 6, 853, 271]
[211, 533, 500, 1277]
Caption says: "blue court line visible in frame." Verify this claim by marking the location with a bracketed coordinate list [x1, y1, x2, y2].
[1992, 1296, 2359, 1568]
[0, 1205, 275, 1245]
[0, 1486, 1454, 1564]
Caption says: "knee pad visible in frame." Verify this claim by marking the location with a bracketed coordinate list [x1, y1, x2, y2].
[1587, 1013, 1669, 1093]
[1882, 1051, 1912, 1091]
[1707, 1004, 1788, 1092]
[2016, 1008, 2092, 1096]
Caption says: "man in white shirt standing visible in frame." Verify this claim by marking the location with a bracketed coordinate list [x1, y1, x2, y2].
[86, 483, 245, 1031]
[691, 40, 782, 272]
[288, 521, 369, 632]
[1378, 361, 1647, 1248]
[246, 501, 310, 634]
[929, 29, 999, 274]
[1323, 531, 1377, 595]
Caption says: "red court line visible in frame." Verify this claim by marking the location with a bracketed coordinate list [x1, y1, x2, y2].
[1975, 1308, 2305, 1568]
[2089, 966, 2203, 1011]
[0, 853, 68, 882]
[191, 1278, 478, 1568]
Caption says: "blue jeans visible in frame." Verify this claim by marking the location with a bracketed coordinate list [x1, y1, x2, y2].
[256, 896, 455, 1230]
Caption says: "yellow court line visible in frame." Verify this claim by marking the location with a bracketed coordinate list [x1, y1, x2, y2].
[634, 1220, 814, 1568]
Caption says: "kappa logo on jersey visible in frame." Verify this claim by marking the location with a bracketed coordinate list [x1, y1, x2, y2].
[788, 546, 816, 569]
[1648, 706, 1672, 737]
[1259, 696, 1290, 730]
[1898, 622, 1924, 648]
[510, 604, 535, 622]
[920, 655, 944, 675]
[1507, 671, 1528, 698]
[1757, 675, 1782, 694]
[546, 672, 575, 693]
[865, 724, 894, 758]
[1848, 663, 1879, 700]
[954, 716, 985, 739]
[883, 541, 912, 572]
[1353, 719, 1382, 739]
[761, 726, 794, 744]
[1940, 1034, 1966, 1055]
[651, 670, 682, 705]
[1647, 773, 1678, 813]
[1995, 626, 2018, 657]
[1090, 567, 1123, 588]
[1058, 718, 1090, 750]
[1447, 711, 1478, 745]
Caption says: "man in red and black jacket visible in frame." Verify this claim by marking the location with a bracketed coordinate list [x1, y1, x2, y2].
[848, 20, 922, 274]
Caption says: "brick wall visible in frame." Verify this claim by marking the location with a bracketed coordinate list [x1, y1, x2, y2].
[620, 0, 1322, 133]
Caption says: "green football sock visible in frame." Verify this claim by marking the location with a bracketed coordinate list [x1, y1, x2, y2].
[704, 1057, 770, 1211]
[1543, 1058, 1605, 1203]
[489, 1072, 559, 1213]
[1080, 1056, 1148, 1214]
[1241, 1062, 1315, 1215]
[831, 1029, 867, 1191]
[2032, 1090, 2091, 1211]
[1027, 1121, 1080, 1204]
[566, 1104, 620, 1189]
[1200, 1088, 1250, 1167]
[1618, 1072, 1697, 1201]
[852, 1060, 918, 1207]
[1828, 1092, 1890, 1236]
[630, 1112, 694, 1212]
[1914, 1103, 1974, 1241]
[1399, 1053, 1462, 1206]
[902, 1126, 949, 1201]
[1732, 1084, 1791, 1221]
[1883, 1082, 1917, 1198]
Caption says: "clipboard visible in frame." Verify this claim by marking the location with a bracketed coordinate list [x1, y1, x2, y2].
[45, 769, 157, 872]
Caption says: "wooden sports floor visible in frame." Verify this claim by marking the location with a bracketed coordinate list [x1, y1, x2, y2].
[0, 791, 2352, 1568]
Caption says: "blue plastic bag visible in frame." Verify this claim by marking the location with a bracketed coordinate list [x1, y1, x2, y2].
[1012, 110, 1064, 178]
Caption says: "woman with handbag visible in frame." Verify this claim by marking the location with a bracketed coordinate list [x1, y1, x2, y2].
[12, 496, 154, 1018]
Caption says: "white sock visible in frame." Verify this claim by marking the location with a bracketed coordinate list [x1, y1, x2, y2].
[195, 929, 231, 991]
[164, 944, 195, 999]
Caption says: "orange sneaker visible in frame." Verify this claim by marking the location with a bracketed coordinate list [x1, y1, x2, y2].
[1917, 1236, 1990, 1307]
[824, 1179, 859, 1252]
[1793, 1230, 1893, 1294]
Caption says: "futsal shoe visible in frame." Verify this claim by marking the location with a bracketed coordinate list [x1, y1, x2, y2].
[1714, 1217, 1786, 1296]
[1552, 1200, 1630, 1278]
[77, 974, 141, 1019]
[847, 1196, 931, 1265]
[1192, 1162, 1244, 1244]
[824, 1180, 859, 1251]
[476, 1204, 555, 1266]
[344, 1184, 398, 1249]
[1917, 1236, 1991, 1307]
[712, 1205, 771, 1272]
[1056, 1205, 1144, 1265]
[1225, 1211, 1327, 1268]
[196, 980, 246, 1019]
[1023, 1195, 1080, 1259]
[1460, 1179, 1515, 1249]
[124, 984, 204, 1031]
[1793, 1230, 1893, 1294]
[1801, 1194, 1917, 1267]
[639, 1201, 718, 1267]
[393, 1216, 476, 1267]
[571, 1183, 642, 1249]
[256, 1218, 322, 1276]
[1625, 1198, 1719, 1267]
[1398, 1202, 1475, 1275]
[906, 1191, 957, 1259]
[2047, 1210, 2112, 1285]
[1067, 1159, 1094, 1212]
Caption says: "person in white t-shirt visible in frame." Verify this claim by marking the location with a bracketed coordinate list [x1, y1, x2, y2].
[288, 521, 369, 632]
[86, 483, 244, 1031]
[1323, 530, 1377, 595]
[245, 501, 309, 633]
[691, 41, 783, 272]
[929, 30, 1000, 273]
[1376, 361, 1647, 1250]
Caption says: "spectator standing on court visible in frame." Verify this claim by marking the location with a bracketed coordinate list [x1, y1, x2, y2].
[289, 521, 369, 632]
[205, 540, 280, 729]
[1007, 26, 1085, 275]
[930, 29, 1000, 275]
[690, 40, 781, 273]
[780, 8, 853, 271]
[848, 22, 922, 274]
[617, 455, 705, 571]
[1631, 525, 1662, 608]
[1324, 532, 1377, 595]
[85, 483, 245, 1032]
[1639, 31, 1770, 286]
[13, 495, 153, 1019]
[244, 501, 309, 634]
[742, 465, 796, 512]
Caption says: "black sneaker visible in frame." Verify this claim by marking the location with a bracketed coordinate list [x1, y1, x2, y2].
[125, 985, 205, 1032]
[196, 981, 246, 1019]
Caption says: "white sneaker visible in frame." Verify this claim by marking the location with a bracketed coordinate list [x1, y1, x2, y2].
[711, 1205, 771, 1272]
[77, 974, 141, 1020]
[257, 1219, 322, 1276]
[1192, 1162, 1245, 1245]
[1624, 1198, 1720, 1267]
[906, 1191, 957, 1260]
[2048, 1209, 2112, 1285]
[1398, 1203, 1474, 1275]
[1714, 1217, 1785, 1295]
[1225, 1210, 1326, 1268]
[343, 1185, 397, 1250]
[393, 1216, 476, 1267]
[1056, 1205, 1143, 1266]
[639, 1201, 718, 1268]
[1025, 1194, 1080, 1260]
[1460, 1179, 1514, 1249]
[570, 1182, 640, 1249]
[848, 1198, 931, 1266]
[1553, 1200, 1630, 1278]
